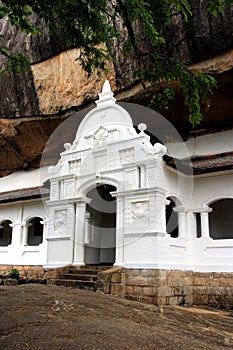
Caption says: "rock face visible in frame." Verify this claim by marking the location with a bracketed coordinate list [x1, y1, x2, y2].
[0, 1, 232, 176]
[161, 0, 233, 64]
[0, 69, 40, 117]
[31, 49, 116, 115]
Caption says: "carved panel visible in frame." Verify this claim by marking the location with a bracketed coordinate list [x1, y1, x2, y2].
[145, 165, 155, 183]
[84, 126, 119, 148]
[119, 147, 134, 165]
[94, 127, 109, 145]
[50, 180, 60, 200]
[54, 210, 67, 232]
[124, 168, 138, 190]
[131, 201, 149, 225]
[125, 201, 131, 226]
[150, 197, 156, 224]
[63, 179, 74, 198]
[69, 159, 81, 174]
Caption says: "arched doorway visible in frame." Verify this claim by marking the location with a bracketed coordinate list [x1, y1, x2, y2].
[0, 220, 12, 246]
[209, 199, 233, 239]
[84, 184, 116, 265]
[27, 217, 44, 246]
[166, 198, 178, 238]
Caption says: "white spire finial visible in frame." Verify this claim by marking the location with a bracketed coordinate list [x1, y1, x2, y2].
[96, 79, 116, 108]
[102, 79, 111, 93]
[138, 123, 147, 133]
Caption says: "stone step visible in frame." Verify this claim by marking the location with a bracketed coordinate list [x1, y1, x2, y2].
[52, 265, 113, 291]
[61, 273, 98, 281]
[79, 265, 112, 271]
[53, 279, 96, 290]
[67, 269, 99, 275]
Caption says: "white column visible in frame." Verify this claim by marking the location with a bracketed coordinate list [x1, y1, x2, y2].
[153, 191, 167, 234]
[114, 196, 124, 266]
[186, 211, 196, 239]
[200, 207, 212, 239]
[7, 222, 23, 265]
[178, 211, 186, 238]
[84, 212, 92, 244]
[174, 206, 186, 238]
[73, 198, 91, 265]
[22, 223, 29, 245]
[40, 219, 48, 263]
[10, 222, 22, 246]
[139, 165, 146, 188]
[40, 219, 48, 243]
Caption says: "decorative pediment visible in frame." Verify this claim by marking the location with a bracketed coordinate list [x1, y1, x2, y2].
[74, 80, 136, 146]
[82, 126, 119, 148]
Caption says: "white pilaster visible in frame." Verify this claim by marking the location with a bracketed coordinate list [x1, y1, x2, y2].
[73, 198, 91, 265]
[114, 196, 124, 266]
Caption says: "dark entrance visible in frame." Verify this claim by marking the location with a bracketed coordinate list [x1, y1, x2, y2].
[84, 184, 116, 265]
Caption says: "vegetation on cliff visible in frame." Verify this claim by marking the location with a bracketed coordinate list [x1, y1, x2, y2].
[0, 0, 232, 125]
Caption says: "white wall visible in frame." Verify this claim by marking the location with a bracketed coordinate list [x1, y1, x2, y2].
[0, 167, 49, 192]
[0, 199, 47, 266]
[191, 171, 233, 207]
[166, 129, 233, 158]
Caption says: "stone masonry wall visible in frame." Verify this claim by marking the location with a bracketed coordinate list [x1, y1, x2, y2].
[125, 269, 233, 308]
[0, 265, 45, 279]
[125, 269, 193, 306]
[97, 266, 125, 297]
[1, 264, 233, 308]
[193, 272, 233, 309]
[125, 269, 159, 304]
[157, 270, 194, 306]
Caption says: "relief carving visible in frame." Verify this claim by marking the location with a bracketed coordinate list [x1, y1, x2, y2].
[69, 159, 81, 174]
[120, 147, 134, 164]
[94, 127, 109, 145]
[63, 180, 74, 198]
[131, 201, 149, 224]
[50, 181, 59, 200]
[84, 127, 118, 148]
[54, 210, 67, 232]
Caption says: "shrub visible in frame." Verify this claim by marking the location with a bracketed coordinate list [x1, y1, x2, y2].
[7, 268, 20, 280]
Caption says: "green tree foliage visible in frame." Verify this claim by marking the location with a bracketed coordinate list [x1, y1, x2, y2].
[0, 0, 231, 126]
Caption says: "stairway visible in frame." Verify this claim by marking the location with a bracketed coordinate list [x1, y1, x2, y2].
[53, 265, 112, 291]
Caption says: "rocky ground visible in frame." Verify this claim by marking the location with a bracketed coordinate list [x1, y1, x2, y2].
[0, 284, 233, 350]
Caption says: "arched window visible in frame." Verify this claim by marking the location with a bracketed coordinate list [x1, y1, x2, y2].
[27, 217, 44, 246]
[209, 199, 233, 239]
[0, 220, 12, 246]
[166, 198, 178, 238]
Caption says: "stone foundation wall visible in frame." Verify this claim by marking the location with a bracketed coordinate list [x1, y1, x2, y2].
[124, 269, 233, 308]
[1, 264, 233, 308]
[193, 272, 233, 309]
[97, 266, 125, 296]
[0, 265, 45, 279]
[125, 269, 193, 306]
[157, 270, 194, 306]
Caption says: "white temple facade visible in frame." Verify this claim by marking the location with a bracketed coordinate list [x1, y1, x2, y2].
[0, 80, 233, 274]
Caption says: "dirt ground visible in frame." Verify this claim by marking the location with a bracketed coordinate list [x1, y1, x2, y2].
[0, 284, 233, 350]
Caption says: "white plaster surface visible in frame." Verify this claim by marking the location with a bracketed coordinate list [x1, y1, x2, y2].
[0, 167, 49, 192]
[0, 81, 233, 272]
[166, 129, 233, 158]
